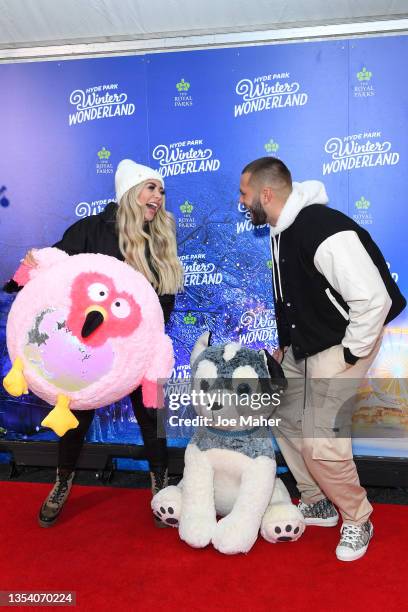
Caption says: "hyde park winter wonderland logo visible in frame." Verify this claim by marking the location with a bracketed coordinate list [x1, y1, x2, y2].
[180, 253, 223, 287]
[68, 83, 135, 125]
[234, 71, 308, 117]
[322, 132, 399, 175]
[236, 202, 267, 234]
[152, 139, 221, 178]
[75, 199, 110, 217]
[238, 309, 277, 345]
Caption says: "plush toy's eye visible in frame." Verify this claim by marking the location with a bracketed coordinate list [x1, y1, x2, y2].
[200, 380, 210, 392]
[195, 360, 217, 394]
[195, 360, 217, 380]
[236, 382, 251, 395]
[88, 282, 109, 302]
[111, 298, 131, 319]
[232, 366, 259, 395]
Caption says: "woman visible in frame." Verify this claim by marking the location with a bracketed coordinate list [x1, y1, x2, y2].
[20, 159, 183, 527]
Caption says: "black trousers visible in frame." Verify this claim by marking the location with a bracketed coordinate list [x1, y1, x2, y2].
[57, 387, 167, 473]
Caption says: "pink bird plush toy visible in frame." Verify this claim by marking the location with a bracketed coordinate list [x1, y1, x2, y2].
[3, 248, 174, 436]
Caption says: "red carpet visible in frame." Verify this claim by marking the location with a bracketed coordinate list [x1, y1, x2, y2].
[0, 481, 406, 611]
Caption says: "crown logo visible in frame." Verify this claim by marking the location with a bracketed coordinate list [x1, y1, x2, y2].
[183, 312, 197, 325]
[180, 200, 194, 214]
[264, 139, 279, 153]
[176, 78, 190, 92]
[357, 67, 372, 81]
[355, 196, 370, 210]
[98, 147, 111, 160]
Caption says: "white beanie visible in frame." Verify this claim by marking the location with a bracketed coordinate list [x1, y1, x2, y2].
[115, 159, 164, 203]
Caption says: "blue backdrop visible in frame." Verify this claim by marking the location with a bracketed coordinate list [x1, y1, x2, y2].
[1, 35, 407, 458]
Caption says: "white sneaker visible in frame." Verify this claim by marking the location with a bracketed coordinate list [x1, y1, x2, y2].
[298, 498, 339, 526]
[336, 521, 373, 561]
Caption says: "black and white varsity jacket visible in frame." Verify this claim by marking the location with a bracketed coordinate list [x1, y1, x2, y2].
[270, 181, 406, 364]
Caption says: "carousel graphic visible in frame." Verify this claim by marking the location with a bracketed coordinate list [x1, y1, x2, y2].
[352, 326, 408, 441]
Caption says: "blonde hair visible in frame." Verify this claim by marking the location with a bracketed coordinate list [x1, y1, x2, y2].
[116, 183, 184, 295]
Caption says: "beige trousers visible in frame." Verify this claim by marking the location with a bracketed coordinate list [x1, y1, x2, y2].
[274, 336, 382, 525]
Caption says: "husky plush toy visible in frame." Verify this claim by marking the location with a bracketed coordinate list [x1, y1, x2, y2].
[152, 332, 305, 554]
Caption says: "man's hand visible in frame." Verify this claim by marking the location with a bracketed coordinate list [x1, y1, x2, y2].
[272, 347, 288, 364]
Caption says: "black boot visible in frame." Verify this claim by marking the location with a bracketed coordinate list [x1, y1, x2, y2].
[150, 468, 169, 528]
[38, 469, 75, 527]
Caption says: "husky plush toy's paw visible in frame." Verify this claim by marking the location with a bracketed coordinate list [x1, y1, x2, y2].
[261, 503, 305, 543]
[151, 486, 181, 527]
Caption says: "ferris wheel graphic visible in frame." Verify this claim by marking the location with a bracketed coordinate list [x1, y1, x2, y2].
[367, 327, 408, 411]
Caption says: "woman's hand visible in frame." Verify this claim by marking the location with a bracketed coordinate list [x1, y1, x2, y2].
[21, 249, 38, 268]
[272, 347, 288, 364]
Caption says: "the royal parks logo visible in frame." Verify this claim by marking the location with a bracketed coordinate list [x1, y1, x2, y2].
[180, 200, 193, 214]
[98, 147, 111, 160]
[69, 83, 135, 126]
[322, 131, 399, 175]
[152, 139, 221, 178]
[355, 196, 370, 210]
[357, 67, 372, 81]
[236, 202, 267, 234]
[75, 199, 111, 218]
[174, 78, 193, 108]
[234, 72, 308, 118]
[354, 67, 375, 98]
[264, 139, 279, 154]
[178, 200, 196, 229]
[352, 196, 373, 226]
[180, 253, 223, 287]
[183, 311, 197, 325]
[96, 147, 113, 175]
[237, 308, 277, 345]
[266, 260, 273, 270]
[177, 78, 190, 92]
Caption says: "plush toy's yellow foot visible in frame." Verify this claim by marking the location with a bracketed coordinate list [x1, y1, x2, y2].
[41, 394, 79, 437]
[3, 357, 28, 396]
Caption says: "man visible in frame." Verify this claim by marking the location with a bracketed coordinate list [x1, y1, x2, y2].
[239, 157, 406, 561]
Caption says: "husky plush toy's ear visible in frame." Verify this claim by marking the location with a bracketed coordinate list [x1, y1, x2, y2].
[258, 348, 287, 391]
[190, 331, 212, 367]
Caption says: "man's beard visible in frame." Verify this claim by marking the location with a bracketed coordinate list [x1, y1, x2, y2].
[250, 198, 267, 226]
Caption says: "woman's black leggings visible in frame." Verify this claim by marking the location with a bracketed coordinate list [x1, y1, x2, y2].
[57, 386, 167, 473]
